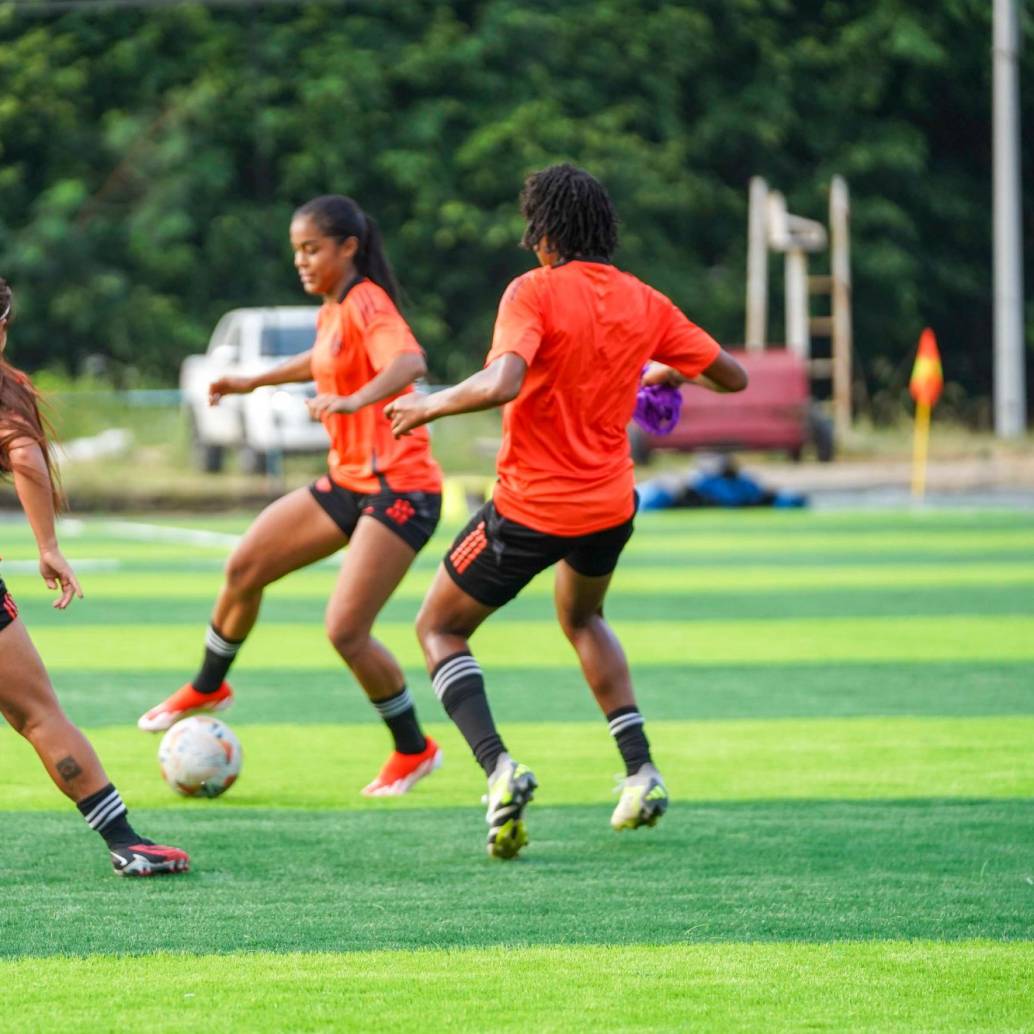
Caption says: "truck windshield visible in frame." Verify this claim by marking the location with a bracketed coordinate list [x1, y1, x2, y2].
[260, 324, 315, 357]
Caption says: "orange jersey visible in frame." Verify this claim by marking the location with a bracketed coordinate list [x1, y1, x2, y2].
[486, 261, 720, 535]
[310, 279, 441, 494]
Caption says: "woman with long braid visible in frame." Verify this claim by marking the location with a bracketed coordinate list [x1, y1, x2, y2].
[0, 278, 189, 876]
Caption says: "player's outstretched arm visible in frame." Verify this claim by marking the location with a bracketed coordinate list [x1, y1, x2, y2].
[208, 348, 315, 405]
[644, 351, 748, 394]
[308, 351, 426, 418]
[6, 434, 82, 609]
[385, 353, 527, 437]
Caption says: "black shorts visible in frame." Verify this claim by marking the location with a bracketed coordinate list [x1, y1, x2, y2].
[309, 476, 441, 553]
[443, 499, 635, 608]
[0, 578, 19, 632]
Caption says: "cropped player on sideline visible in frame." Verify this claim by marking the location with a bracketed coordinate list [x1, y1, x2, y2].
[138, 195, 444, 797]
[386, 164, 747, 857]
[0, 278, 188, 876]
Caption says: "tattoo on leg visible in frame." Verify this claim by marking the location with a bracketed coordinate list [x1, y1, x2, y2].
[56, 756, 83, 782]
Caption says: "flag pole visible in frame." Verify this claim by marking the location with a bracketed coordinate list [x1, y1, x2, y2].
[911, 400, 931, 500]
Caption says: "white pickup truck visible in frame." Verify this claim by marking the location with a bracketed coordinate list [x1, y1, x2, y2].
[181, 307, 328, 473]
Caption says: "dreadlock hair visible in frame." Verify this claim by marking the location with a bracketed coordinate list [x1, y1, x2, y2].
[0, 279, 63, 509]
[519, 164, 619, 262]
[294, 195, 401, 306]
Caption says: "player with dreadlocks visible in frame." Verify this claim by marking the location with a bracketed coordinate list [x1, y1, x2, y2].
[0, 278, 189, 876]
[386, 164, 747, 858]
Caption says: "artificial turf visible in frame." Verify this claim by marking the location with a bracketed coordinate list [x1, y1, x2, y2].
[4, 942, 1033, 1033]
[0, 508, 1031, 1031]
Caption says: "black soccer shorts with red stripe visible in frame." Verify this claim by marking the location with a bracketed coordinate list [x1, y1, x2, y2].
[0, 578, 19, 632]
[443, 498, 635, 608]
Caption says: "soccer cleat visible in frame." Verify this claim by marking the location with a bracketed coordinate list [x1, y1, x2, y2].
[137, 681, 234, 733]
[361, 738, 443, 797]
[110, 841, 190, 877]
[484, 754, 537, 860]
[611, 762, 669, 831]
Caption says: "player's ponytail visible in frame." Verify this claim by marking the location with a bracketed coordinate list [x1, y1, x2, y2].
[295, 195, 401, 307]
[0, 279, 63, 510]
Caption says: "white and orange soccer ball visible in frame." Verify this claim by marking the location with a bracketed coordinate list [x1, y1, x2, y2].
[158, 715, 242, 798]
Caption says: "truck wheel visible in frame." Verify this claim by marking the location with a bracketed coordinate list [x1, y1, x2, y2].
[187, 412, 224, 473]
[628, 426, 652, 466]
[809, 409, 835, 463]
[239, 445, 269, 476]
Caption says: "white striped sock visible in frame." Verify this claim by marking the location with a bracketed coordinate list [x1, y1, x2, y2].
[205, 625, 241, 659]
[431, 654, 482, 702]
[608, 712, 645, 737]
[373, 688, 415, 720]
[84, 789, 126, 831]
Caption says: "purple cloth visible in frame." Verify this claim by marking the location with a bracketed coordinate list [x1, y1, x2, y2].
[633, 382, 682, 435]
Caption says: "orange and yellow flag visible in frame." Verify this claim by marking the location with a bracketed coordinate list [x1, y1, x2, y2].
[909, 328, 943, 408]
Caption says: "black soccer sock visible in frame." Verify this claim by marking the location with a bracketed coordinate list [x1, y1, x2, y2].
[76, 783, 144, 850]
[607, 706, 653, 776]
[193, 623, 243, 694]
[371, 686, 427, 755]
[431, 651, 505, 775]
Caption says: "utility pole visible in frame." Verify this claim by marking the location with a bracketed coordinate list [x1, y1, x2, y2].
[993, 0, 1027, 437]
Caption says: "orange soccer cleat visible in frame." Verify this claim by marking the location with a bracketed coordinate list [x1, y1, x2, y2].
[361, 737, 442, 797]
[137, 681, 234, 733]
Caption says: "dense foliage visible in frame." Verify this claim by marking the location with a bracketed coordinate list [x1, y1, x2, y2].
[0, 0, 1030, 419]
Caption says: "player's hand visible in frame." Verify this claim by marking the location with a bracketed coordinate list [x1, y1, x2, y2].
[306, 394, 359, 419]
[384, 394, 431, 437]
[641, 362, 685, 388]
[640, 362, 685, 388]
[208, 376, 253, 405]
[39, 547, 83, 610]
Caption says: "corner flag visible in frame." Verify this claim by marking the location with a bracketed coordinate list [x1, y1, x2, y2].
[909, 328, 943, 408]
[910, 328, 943, 500]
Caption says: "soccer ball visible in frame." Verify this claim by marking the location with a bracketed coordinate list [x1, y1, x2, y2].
[158, 715, 242, 798]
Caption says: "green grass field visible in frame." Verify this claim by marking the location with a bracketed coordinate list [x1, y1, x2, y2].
[1, 507, 1032, 1032]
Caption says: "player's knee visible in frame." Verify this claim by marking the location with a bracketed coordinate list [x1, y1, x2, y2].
[414, 601, 446, 651]
[224, 551, 266, 595]
[9, 701, 54, 741]
[326, 618, 370, 662]
[557, 607, 601, 641]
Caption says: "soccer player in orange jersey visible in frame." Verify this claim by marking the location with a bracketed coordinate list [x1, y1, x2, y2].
[0, 279, 188, 875]
[139, 196, 443, 797]
[386, 165, 747, 857]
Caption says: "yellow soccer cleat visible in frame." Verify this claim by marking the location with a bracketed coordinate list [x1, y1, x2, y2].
[484, 754, 537, 859]
[611, 763, 669, 831]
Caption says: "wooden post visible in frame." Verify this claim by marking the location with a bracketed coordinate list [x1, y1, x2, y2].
[745, 177, 768, 351]
[830, 176, 853, 438]
[785, 249, 810, 360]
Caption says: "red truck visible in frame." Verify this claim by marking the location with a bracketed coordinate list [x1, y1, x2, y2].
[629, 349, 834, 464]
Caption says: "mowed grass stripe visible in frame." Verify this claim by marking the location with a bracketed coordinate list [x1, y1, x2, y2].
[9, 561, 1034, 602]
[71, 507, 1034, 530]
[2, 942, 1032, 1033]
[18, 585, 1034, 626]
[40, 662, 1034, 728]
[27, 615, 1034, 670]
[3, 530, 1031, 564]
[2, 802, 1033, 955]
[3, 717, 1032, 812]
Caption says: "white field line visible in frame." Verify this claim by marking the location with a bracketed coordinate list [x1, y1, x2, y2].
[2, 558, 121, 573]
[62, 519, 344, 567]
[98, 520, 242, 549]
